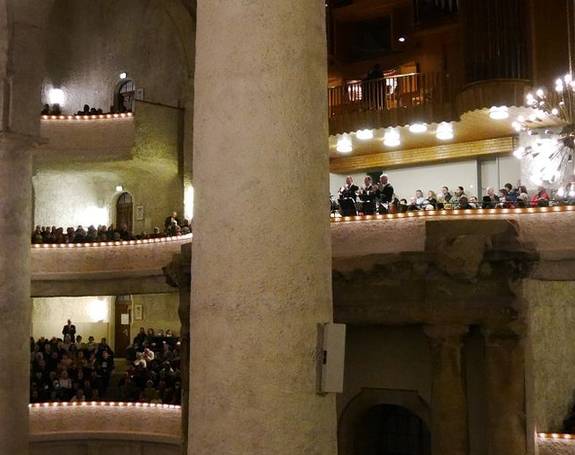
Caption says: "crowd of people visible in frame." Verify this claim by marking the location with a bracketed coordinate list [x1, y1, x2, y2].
[31, 212, 191, 244]
[30, 320, 181, 404]
[332, 174, 573, 217]
[41, 102, 131, 117]
[120, 327, 181, 404]
[30, 320, 115, 402]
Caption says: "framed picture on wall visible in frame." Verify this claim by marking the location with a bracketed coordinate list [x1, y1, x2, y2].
[134, 304, 143, 321]
[136, 206, 145, 221]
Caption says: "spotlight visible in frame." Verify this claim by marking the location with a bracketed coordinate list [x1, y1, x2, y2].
[119, 72, 128, 80]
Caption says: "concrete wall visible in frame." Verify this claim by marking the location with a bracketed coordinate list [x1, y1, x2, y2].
[34, 102, 183, 232]
[130, 293, 180, 340]
[29, 403, 180, 455]
[32, 296, 113, 343]
[526, 280, 575, 433]
[42, 0, 190, 114]
[339, 325, 432, 413]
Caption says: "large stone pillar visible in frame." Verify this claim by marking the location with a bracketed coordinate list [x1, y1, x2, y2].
[425, 325, 469, 455]
[191, 1, 336, 454]
[0, 135, 33, 455]
[484, 328, 527, 455]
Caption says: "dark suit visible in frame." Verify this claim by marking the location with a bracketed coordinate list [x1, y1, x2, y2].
[377, 183, 394, 213]
[359, 185, 377, 215]
[164, 216, 181, 230]
[338, 184, 359, 216]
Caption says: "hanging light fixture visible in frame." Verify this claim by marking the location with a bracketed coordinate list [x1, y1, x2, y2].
[336, 135, 353, 153]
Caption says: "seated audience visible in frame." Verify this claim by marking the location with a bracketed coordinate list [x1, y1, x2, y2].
[531, 186, 550, 207]
[31, 323, 181, 404]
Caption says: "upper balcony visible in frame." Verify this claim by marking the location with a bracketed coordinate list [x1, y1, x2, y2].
[37, 113, 136, 164]
[328, 72, 456, 135]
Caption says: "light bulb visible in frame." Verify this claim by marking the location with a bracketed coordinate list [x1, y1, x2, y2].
[383, 129, 401, 147]
[336, 135, 353, 153]
[489, 106, 509, 120]
[48, 88, 66, 106]
[536, 88, 545, 98]
[513, 147, 525, 159]
[409, 123, 428, 134]
[436, 123, 454, 141]
[356, 129, 374, 140]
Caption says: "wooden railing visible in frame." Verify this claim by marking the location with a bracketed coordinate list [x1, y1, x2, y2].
[328, 72, 456, 134]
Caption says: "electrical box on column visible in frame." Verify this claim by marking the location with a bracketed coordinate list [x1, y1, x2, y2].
[317, 323, 346, 394]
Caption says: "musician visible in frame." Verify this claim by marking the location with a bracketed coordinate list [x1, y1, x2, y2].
[359, 176, 377, 215]
[376, 173, 394, 213]
[338, 176, 359, 216]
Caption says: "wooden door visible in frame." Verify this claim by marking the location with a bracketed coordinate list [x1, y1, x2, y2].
[114, 296, 132, 356]
[116, 192, 133, 232]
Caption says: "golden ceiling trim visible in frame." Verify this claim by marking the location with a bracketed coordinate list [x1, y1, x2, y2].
[330, 136, 514, 173]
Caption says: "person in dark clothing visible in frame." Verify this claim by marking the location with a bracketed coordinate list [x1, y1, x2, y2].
[62, 320, 76, 339]
[164, 212, 181, 231]
[359, 176, 377, 215]
[376, 173, 394, 213]
[338, 176, 359, 216]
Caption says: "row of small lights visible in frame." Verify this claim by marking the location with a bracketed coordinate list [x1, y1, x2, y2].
[538, 433, 575, 440]
[331, 205, 575, 223]
[32, 233, 193, 249]
[336, 122, 455, 154]
[29, 401, 180, 409]
[336, 103, 552, 155]
[41, 112, 134, 121]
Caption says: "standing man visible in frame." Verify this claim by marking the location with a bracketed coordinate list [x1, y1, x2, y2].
[376, 173, 394, 213]
[62, 319, 76, 340]
[164, 211, 181, 232]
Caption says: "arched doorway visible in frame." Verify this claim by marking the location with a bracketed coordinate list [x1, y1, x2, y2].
[116, 79, 135, 113]
[116, 192, 133, 232]
[355, 404, 431, 455]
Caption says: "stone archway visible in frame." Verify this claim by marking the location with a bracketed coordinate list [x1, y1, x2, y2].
[338, 388, 431, 455]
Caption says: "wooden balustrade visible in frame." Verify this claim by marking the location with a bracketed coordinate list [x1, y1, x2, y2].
[328, 72, 457, 134]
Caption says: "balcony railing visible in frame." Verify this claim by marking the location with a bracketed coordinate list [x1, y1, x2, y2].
[328, 72, 456, 135]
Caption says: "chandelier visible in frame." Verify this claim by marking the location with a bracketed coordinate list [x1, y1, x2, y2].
[511, 74, 575, 189]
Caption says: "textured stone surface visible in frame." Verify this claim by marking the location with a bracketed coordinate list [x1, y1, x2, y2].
[29, 404, 180, 440]
[191, 1, 336, 454]
[526, 281, 575, 432]
[34, 102, 183, 232]
[538, 439, 575, 455]
[31, 236, 191, 297]
[29, 404, 180, 455]
[332, 211, 575, 263]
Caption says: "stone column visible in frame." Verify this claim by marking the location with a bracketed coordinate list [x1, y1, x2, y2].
[191, 1, 336, 454]
[484, 328, 527, 455]
[0, 135, 33, 455]
[425, 325, 469, 455]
